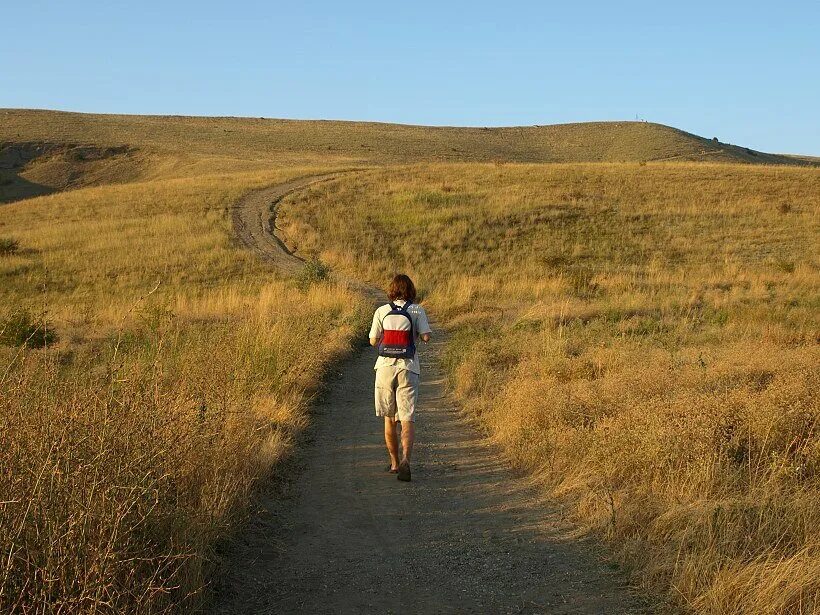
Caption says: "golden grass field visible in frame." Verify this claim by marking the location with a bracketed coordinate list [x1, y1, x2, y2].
[279, 163, 820, 613]
[0, 163, 369, 612]
[1, 110, 818, 613]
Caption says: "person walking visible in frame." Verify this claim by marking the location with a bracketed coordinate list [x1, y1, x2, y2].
[368, 274, 432, 482]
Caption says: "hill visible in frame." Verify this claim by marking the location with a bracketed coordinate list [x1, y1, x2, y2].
[3, 108, 804, 164]
[0, 109, 795, 164]
[1, 109, 810, 203]
[2, 106, 818, 613]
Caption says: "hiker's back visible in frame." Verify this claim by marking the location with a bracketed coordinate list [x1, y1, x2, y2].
[370, 300, 431, 374]
[378, 301, 416, 359]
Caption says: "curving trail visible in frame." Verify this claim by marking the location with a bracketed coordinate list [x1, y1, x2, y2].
[232, 174, 338, 274]
[215, 176, 647, 614]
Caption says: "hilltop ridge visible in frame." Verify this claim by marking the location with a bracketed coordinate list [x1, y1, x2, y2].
[1, 108, 806, 165]
[1, 108, 811, 203]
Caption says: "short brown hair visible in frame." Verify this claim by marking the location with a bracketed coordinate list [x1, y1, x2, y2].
[387, 274, 417, 303]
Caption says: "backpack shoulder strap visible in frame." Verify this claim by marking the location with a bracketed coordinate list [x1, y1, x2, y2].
[399, 302, 414, 338]
[377, 303, 392, 329]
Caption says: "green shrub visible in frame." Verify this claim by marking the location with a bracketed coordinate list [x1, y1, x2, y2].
[297, 257, 331, 289]
[0, 238, 19, 256]
[0, 310, 58, 348]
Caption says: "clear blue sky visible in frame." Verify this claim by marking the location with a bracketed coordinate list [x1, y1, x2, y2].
[3, 1, 819, 154]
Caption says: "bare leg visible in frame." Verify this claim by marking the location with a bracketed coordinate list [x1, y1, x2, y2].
[400, 420, 415, 463]
[384, 418, 399, 470]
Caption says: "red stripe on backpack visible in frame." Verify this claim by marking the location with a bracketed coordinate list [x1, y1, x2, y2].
[382, 329, 411, 346]
[377, 302, 416, 359]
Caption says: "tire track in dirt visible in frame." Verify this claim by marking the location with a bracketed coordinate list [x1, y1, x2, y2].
[215, 175, 648, 614]
[232, 174, 337, 274]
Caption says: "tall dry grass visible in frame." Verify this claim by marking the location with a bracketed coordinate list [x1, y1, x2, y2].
[0, 169, 368, 613]
[279, 162, 820, 613]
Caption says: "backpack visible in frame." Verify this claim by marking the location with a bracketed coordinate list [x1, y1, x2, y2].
[378, 302, 416, 359]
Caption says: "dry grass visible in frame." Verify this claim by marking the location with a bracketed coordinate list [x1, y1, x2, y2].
[2, 108, 805, 166]
[2, 109, 817, 613]
[0, 167, 368, 613]
[279, 162, 820, 613]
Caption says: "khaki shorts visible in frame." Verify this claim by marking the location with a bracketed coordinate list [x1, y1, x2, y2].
[375, 366, 419, 422]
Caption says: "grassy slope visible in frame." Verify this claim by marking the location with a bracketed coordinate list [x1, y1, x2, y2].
[1, 108, 806, 165]
[0, 166, 369, 612]
[279, 163, 820, 613]
[3, 108, 807, 204]
[2, 109, 817, 613]
[3, 108, 809, 204]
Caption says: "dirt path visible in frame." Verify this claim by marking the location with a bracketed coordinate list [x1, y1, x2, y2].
[231, 174, 341, 275]
[215, 176, 647, 614]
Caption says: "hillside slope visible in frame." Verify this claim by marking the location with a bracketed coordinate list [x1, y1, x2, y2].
[2, 108, 810, 203]
[1, 108, 806, 165]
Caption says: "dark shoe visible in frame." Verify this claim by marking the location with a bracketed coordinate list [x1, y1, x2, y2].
[397, 461, 411, 482]
[386, 464, 398, 474]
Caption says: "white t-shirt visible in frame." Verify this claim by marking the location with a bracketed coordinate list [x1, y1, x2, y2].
[368, 300, 432, 375]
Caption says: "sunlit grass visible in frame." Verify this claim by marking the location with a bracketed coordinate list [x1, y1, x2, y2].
[3, 108, 804, 165]
[0, 167, 368, 612]
[280, 161, 820, 613]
